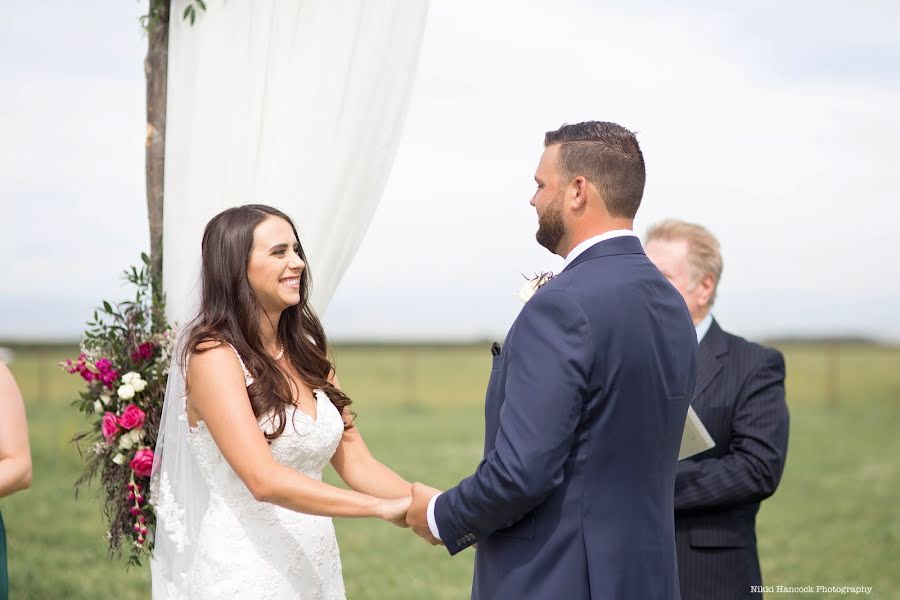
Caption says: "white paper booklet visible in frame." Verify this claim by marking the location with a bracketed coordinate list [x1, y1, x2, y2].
[678, 405, 716, 460]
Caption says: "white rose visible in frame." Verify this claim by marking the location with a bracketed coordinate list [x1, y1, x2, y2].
[518, 279, 540, 303]
[122, 372, 140, 385]
[93, 400, 104, 414]
[100, 394, 112, 406]
[112, 453, 127, 465]
[117, 384, 136, 400]
[118, 429, 143, 450]
[131, 378, 147, 392]
[129, 428, 145, 445]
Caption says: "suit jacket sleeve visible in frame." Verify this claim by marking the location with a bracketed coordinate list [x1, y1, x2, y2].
[674, 347, 789, 512]
[434, 289, 592, 555]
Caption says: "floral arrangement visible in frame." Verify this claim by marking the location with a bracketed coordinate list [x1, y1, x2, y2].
[63, 254, 175, 565]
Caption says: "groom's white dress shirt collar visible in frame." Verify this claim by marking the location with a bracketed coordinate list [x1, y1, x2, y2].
[696, 313, 713, 343]
[563, 229, 637, 269]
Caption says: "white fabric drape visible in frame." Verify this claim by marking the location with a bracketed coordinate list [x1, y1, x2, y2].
[162, 0, 429, 324]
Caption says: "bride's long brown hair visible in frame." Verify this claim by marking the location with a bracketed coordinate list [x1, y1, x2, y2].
[182, 204, 353, 440]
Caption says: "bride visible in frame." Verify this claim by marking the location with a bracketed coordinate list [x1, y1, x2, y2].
[151, 204, 411, 599]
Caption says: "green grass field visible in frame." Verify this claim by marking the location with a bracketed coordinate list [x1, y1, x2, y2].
[2, 343, 898, 599]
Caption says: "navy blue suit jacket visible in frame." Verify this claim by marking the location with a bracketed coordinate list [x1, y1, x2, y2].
[434, 236, 698, 599]
[674, 320, 789, 600]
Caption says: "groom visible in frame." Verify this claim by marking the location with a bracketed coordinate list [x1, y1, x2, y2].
[406, 121, 698, 599]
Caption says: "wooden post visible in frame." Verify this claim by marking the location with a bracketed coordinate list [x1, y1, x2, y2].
[145, 1, 170, 306]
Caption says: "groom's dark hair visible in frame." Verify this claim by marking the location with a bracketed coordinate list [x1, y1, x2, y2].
[544, 121, 645, 219]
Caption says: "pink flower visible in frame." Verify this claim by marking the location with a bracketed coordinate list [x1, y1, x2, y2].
[96, 359, 120, 388]
[101, 412, 120, 441]
[65, 354, 98, 383]
[118, 405, 146, 430]
[99, 369, 120, 388]
[129, 449, 154, 478]
[65, 354, 119, 388]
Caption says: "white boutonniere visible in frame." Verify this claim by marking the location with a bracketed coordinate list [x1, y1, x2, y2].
[518, 272, 555, 303]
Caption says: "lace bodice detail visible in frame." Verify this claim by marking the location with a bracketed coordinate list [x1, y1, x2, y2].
[187, 345, 344, 484]
[163, 346, 347, 599]
[188, 388, 344, 487]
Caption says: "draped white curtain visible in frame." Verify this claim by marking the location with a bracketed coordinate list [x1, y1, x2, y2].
[163, 0, 429, 324]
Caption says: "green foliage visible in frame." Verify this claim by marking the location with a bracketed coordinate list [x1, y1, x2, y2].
[140, 0, 207, 31]
[182, 0, 206, 26]
[62, 260, 173, 566]
[83, 257, 168, 349]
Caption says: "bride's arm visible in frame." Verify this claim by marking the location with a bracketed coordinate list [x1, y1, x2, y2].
[328, 373, 411, 499]
[189, 347, 406, 521]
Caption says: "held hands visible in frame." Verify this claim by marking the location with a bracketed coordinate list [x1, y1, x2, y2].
[374, 483, 443, 546]
[376, 496, 412, 528]
[406, 482, 443, 546]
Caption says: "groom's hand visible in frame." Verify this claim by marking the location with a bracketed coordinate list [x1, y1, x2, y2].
[407, 482, 442, 546]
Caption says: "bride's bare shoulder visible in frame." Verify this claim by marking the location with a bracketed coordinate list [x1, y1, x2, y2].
[187, 341, 244, 383]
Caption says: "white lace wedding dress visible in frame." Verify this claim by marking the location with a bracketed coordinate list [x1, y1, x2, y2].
[178, 349, 347, 599]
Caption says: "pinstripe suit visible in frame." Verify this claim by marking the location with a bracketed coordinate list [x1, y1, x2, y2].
[675, 319, 789, 600]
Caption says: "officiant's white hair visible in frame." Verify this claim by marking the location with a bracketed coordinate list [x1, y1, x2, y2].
[645, 219, 723, 305]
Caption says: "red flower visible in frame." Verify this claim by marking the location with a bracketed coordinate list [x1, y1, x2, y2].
[129, 448, 154, 478]
[118, 405, 146, 430]
[130, 342, 156, 363]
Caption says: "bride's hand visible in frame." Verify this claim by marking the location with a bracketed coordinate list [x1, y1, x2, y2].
[377, 496, 411, 527]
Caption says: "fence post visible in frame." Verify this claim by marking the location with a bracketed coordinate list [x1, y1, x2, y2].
[404, 346, 416, 407]
[37, 346, 47, 405]
[825, 342, 840, 408]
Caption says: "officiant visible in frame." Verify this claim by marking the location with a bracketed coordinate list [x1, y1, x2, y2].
[645, 220, 790, 600]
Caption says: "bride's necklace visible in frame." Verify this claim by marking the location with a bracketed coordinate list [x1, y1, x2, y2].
[273, 343, 285, 361]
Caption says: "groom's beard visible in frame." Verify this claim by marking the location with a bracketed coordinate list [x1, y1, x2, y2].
[536, 193, 565, 254]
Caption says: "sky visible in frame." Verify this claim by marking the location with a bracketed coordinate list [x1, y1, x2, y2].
[2, 0, 899, 342]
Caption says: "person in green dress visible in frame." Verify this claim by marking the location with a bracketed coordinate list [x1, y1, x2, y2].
[0, 361, 32, 600]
